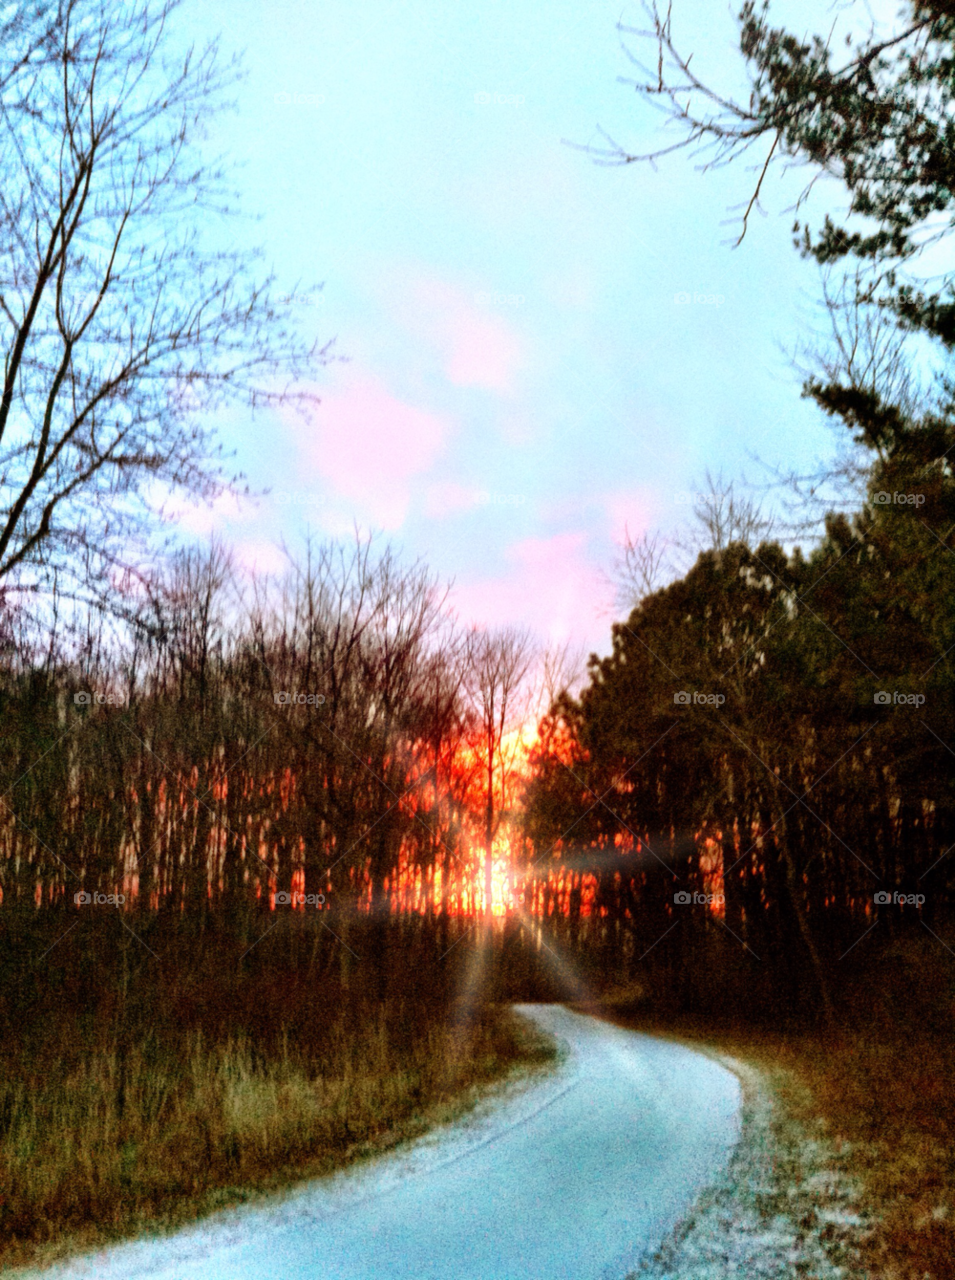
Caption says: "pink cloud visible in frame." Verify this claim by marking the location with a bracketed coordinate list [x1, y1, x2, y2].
[387, 273, 524, 393]
[453, 532, 611, 649]
[443, 309, 520, 391]
[530, 490, 655, 547]
[233, 540, 289, 578]
[290, 374, 450, 529]
[602, 491, 655, 543]
[156, 487, 251, 536]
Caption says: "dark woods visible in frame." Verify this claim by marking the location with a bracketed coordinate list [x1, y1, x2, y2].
[0, 0, 953, 1147]
[4, 436, 953, 1037]
[0, 536, 549, 1249]
[0, 537, 541, 978]
[524, 444, 955, 1023]
[4, 0, 954, 1263]
[523, 0, 955, 1025]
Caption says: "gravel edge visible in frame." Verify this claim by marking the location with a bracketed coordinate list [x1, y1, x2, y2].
[626, 1046, 876, 1279]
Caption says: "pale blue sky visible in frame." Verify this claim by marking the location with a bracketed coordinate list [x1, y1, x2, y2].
[175, 0, 867, 652]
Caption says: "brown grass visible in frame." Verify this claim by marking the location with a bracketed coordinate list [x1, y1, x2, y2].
[770, 1029, 955, 1279]
[0, 936, 556, 1274]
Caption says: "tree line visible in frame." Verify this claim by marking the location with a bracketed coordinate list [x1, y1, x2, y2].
[519, 0, 955, 1022]
[0, 538, 541, 951]
[523, 443, 955, 1018]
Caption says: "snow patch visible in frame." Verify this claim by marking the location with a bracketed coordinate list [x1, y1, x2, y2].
[627, 1053, 874, 1280]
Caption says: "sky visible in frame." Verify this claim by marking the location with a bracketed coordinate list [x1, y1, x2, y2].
[172, 0, 881, 657]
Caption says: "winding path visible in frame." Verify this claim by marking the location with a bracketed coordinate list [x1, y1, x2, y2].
[31, 1005, 741, 1280]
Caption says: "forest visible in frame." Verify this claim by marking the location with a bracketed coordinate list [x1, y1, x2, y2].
[0, 0, 954, 1271]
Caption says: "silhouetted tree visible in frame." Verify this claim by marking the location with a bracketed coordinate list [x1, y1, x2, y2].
[0, 0, 323, 599]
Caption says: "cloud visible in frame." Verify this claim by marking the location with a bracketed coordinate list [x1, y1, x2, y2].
[233, 540, 289, 578]
[453, 532, 611, 648]
[443, 307, 521, 392]
[532, 490, 655, 548]
[289, 373, 451, 529]
[388, 273, 524, 393]
[602, 491, 655, 543]
[156, 487, 251, 537]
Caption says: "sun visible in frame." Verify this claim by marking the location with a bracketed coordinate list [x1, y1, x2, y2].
[484, 838, 518, 916]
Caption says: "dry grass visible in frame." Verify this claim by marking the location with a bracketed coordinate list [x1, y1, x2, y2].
[772, 1029, 955, 1279]
[0, 940, 556, 1274]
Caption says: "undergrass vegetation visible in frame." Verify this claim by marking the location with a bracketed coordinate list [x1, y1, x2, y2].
[0, 916, 556, 1274]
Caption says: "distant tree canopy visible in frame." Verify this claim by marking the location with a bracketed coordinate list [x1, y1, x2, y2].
[0, 536, 544, 969]
[525, 454, 955, 1018]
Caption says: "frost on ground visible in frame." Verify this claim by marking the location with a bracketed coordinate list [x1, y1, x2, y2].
[627, 1052, 875, 1280]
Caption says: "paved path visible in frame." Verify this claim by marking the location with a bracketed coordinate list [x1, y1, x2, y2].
[29, 1005, 741, 1280]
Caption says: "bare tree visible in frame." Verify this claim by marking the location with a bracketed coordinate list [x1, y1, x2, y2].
[757, 267, 934, 535]
[610, 526, 673, 613]
[809, 271, 928, 430]
[464, 626, 534, 925]
[0, 0, 324, 596]
[612, 484, 779, 620]
[586, 3, 939, 245]
[538, 639, 586, 710]
[676, 469, 779, 556]
[0, 4, 63, 107]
